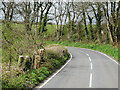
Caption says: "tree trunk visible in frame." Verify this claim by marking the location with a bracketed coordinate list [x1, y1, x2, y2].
[102, 2, 114, 44]
[56, 22, 60, 40]
[8, 48, 12, 71]
[38, 10, 43, 35]
[83, 9, 89, 40]
[96, 20, 102, 43]
[116, 1, 120, 45]
[87, 13, 94, 40]
[41, 3, 52, 33]
[77, 21, 81, 41]
[107, 21, 114, 44]
[91, 3, 102, 43]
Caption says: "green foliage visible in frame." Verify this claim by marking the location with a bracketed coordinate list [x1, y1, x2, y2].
[52, 59, 60, 68]
[2, 22, 37, 63]
[2, 21, 69, 89]
[118, 47, 120, 62]
[2, 74, 26, 89]
[2, 67, 50, 88]
[2, 47, 69, 88]
[44, 41, 118, 62]
[41, 61, 54, 70]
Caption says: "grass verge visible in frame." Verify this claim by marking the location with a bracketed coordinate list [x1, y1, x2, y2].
[44, 40, 119, 62]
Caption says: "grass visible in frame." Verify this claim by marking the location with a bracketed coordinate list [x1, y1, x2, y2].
[44, 40, 119, 62]
[46, 24, 56, 33]
[4, 23, 56, 32]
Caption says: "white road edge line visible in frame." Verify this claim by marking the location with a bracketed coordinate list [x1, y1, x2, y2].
[80, 48, 118, 64]
[38, 52, 73, 88]
[89, 73, 93, 88]
[91, 50, 118, 64]
[98, 51, 118, 64]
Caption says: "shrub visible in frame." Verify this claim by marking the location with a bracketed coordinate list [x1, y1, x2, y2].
[2, 43, 69, 88]
[41, 61, 54, 70]
[52, 59, 60, 68]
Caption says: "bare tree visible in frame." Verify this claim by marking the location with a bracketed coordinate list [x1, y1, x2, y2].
[116, 1, 120, 44]
[102, 2, 120, 44]
[82, 3, 89, 40]
[16, 1, 41, 33]
[53, 2, 67, 40]
[86, 3, 94, 41]
[91, 3, 103, 43]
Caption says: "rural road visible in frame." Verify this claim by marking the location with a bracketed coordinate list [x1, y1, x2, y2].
[38, 47, 119, 89]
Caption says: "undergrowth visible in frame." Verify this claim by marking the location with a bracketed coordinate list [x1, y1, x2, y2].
[2, 45, 69, 89]
[44, 40, 119, 62]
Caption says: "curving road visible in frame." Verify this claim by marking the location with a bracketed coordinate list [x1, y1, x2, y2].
[38, 47, 118, 88]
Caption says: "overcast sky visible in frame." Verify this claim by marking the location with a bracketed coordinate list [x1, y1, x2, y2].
[0, 1, 118, 25]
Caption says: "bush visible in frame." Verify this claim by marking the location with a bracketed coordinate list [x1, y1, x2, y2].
[52, 59, 60, 68]
[41, 61, 54, 70]
[2, 43, 69, 89]
[45, 40, 118, 61]
[2, 74, 26, 89]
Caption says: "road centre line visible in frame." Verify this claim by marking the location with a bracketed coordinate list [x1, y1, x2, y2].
[90, 63, 93, 70]
[80, 50, 93, 88]
[89, 73, 93, 88]
[89, 57, 92, 62]
[79, 50, 90, 57]
[80, 48, 118, 64]
[38, 49, 93, 88]
[86, 54, 89, 56]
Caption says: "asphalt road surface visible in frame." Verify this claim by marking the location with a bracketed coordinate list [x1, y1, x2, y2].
[39, 47, 118, 88]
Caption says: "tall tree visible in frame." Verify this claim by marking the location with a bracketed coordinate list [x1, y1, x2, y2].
[16, 2, 40, 33]
[102, 2, 120, 44]
[82, 5, 89, 40]
[116, 1, 120, 44]
[2, 2, 15, 71]
[87, 12, 94, 40]
[91, 3, 103, 43]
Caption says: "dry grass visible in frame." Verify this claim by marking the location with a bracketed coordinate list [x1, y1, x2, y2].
[45, 44, 67, 57]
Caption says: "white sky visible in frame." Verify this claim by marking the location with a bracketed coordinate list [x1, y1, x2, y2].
[0, 1, 118, 25]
